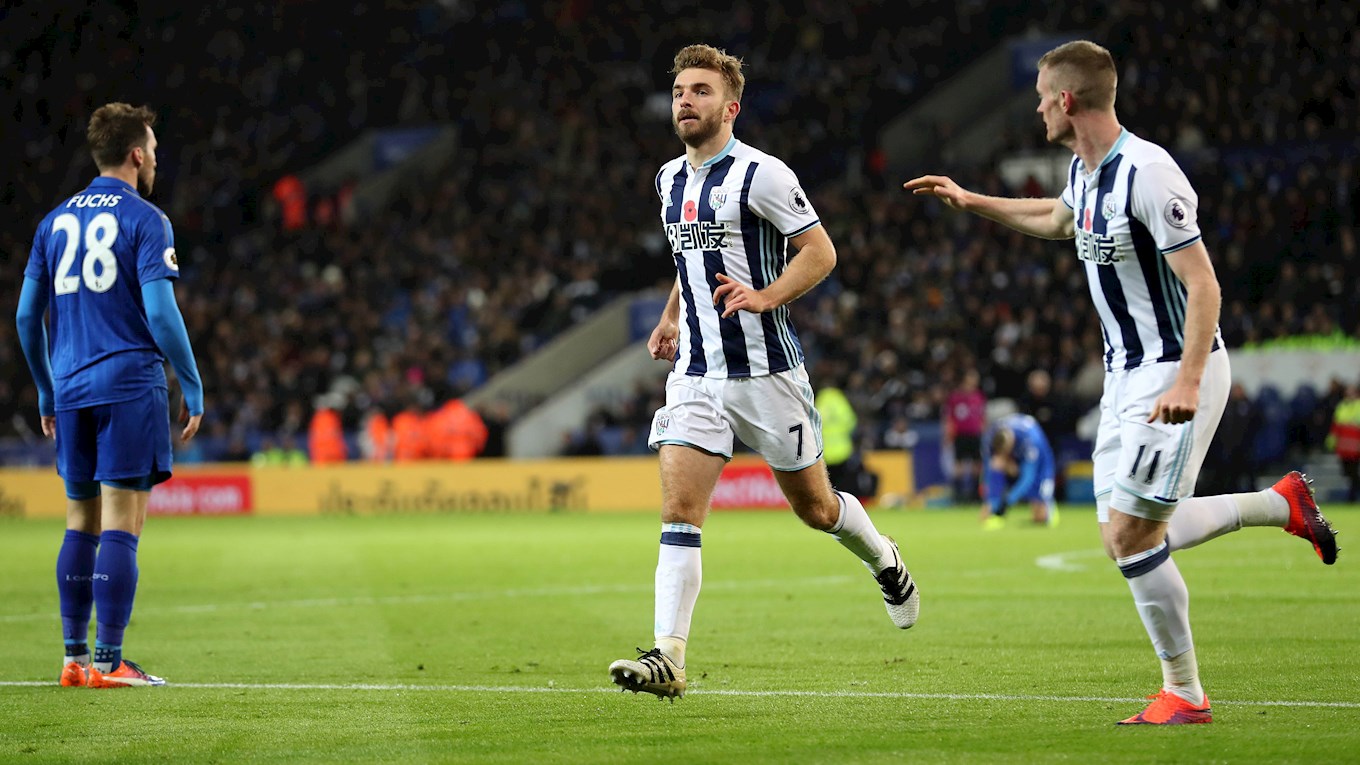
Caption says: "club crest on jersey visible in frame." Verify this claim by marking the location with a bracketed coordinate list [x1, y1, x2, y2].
[788, 187, 810, 214]
[1101, 196, 1118, 221]
[654, 414, 670, 435]
[709, 188, 728, 210]
[1165, 198, 1190, 228]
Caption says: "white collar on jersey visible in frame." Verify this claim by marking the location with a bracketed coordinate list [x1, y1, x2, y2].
[699, 136, 738, 168]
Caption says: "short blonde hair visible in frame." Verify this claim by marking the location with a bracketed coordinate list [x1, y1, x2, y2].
[1037, 40, 1117, 111]
[671, 44, 745, 103]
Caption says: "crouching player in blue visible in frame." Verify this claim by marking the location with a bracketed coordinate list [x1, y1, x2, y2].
[16, 103, 204, 688]
[981, 413, 1057, 529]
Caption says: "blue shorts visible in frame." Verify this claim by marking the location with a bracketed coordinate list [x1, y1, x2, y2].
[56, 388, 173, 491]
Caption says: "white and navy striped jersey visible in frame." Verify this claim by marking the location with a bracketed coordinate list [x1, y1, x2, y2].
[1060, 129, 1222, 372]
[656, 137, 819, 379]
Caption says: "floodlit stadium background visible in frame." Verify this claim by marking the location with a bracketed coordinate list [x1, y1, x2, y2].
[2, 0, 1357, 514]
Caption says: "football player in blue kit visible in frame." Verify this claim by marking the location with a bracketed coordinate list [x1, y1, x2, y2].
[16, 103, 205, 688]
[980, 413, 1058, 529]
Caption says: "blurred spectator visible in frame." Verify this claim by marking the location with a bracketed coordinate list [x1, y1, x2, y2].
[943, 368, 987, 503]
[563, 415, 606, 457]
[1327, 383, 1360, 502]
[221, 434, 252, 463]
[251, 436, 308, 467]
[882, 417, 915, 450]
[476, 400, 513, 458]
[1200, 383, 1261, 495]
[816, 365, 878, 501]
[361, 409, 393, 462]
[272, 174, 308, 231]
[426, 394, 488, 461]
[307, 400, 348, 464]
[390, 399, 428, 462]
[1015, 369, 1080, 445]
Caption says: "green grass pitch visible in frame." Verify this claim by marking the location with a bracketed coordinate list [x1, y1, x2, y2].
[2, 505, 1358, 763]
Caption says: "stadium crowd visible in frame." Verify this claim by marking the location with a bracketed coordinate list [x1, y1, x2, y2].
[3, 1, 1357, 472]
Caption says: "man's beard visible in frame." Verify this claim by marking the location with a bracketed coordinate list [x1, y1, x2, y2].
[674, 113, 721, 148]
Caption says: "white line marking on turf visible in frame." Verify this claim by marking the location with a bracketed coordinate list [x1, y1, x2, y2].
[0, 575, 854, 623]
[1036, 548, 1108, 573]
[0, 680, 1356, 708]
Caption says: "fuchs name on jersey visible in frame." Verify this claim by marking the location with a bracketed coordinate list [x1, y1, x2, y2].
[65, 193, 124, 208]
[665, 220, 731, 252]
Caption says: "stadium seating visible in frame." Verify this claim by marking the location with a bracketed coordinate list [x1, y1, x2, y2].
[2, 1, 1357, 470]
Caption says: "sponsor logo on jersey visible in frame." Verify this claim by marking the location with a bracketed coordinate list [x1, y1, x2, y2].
[1165, 198, 1190, 228]
[1075, 228, 1122, 264]
[665, 221, 731, 252]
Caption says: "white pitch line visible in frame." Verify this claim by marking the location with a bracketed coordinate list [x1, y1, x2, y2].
[0, 680, 1356, 709]
[0, 575, 854, 623]
[1035, 548, 1108, 573]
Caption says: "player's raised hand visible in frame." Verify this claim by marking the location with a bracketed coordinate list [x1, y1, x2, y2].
[179, 400, 202, 442]
[1147, 381, 1198, 425]
[904, 175, 972, 211]
[713, 273, 773, 318]
[648, 320, 679, 361]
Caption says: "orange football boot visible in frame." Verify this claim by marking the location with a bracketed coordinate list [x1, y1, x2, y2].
[59, 661, 89, 688]
[1117, 690, 1212, 725]
[1275, 471, 1339, 565]
[88, 660, 166, 688]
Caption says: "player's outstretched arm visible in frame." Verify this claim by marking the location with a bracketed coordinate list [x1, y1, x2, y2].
[142, 278, 205, 441]
[904, 175, 1075, 241]
[15, 277, 56, 437]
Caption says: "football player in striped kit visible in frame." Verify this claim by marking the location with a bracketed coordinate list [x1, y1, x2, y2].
[609, 44, 919, 700]
[907, 40, 1337, 725]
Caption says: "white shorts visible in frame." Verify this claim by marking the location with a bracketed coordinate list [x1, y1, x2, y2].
[648, 365, 823, 471]
[1093, 349, 1231, 522]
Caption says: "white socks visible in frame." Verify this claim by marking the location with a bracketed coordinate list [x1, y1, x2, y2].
[1162, 647, 1204, 705]
[1167, 490, 1289, 551]
[827, 491, 894, 573]
[654, 523, 702, 667]
[1118, 542, 1202, 703]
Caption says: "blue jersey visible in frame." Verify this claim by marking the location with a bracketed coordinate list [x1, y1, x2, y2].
[23, 177, 181, 411]
[983, 413, 1055, 510]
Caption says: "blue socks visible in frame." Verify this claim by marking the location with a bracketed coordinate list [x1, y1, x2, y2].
[57, 530, 99, 660]
[92, 530, 140, 671]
